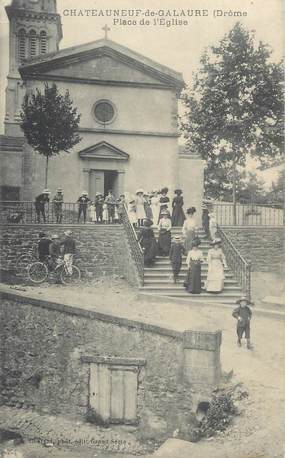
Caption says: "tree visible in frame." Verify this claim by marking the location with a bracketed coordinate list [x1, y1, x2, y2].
[20, 82, 82, 187]
[181, 22, 284, 223]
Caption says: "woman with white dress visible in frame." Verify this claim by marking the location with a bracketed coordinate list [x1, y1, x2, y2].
[150, 190, 160, 226]
[206, 238, 228, 293]
[135, 189, 146, 226]
[128, 199, 138, 227]
[182, 207, 198, 253]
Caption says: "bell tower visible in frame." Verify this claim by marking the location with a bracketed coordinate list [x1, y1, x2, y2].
[4, 0, 63, 135]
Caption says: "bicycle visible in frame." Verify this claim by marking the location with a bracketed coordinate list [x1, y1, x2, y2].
[15, 246, 38, 274]
[27, 256, 81, 285]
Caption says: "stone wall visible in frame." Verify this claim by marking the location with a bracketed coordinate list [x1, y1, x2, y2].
[223, 227, 285, 272]
[0, 291, 222, 440]
[0, 224, 140, 286]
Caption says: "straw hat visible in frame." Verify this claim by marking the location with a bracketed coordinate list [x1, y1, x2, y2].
[56, 188, 63, 193]
[43, 189, 51, 194]
[211, 238, 222, 246]
[64, 230, 73, 236]
[236, 296, 253, 306]
[81, 191, 88, 196]
[51, 234, 59, 239]
[136, 189, 144, 194]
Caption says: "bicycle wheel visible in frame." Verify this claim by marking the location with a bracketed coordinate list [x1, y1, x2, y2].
[27, 262, 48, 284]
[15, 253, 37, 274]
[60, 265, 81, 285]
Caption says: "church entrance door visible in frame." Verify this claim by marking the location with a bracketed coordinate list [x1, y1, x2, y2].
[89, 170, 118, 198]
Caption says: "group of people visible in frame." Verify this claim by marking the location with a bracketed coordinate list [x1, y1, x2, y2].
[34, 188, 125, 224]
[128, 187, 186, 227]
[37, 230, 76, 277]
[138, 200, 228, 295]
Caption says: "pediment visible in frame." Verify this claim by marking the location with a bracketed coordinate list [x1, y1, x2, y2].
[41, 55, 162, 85]
[19, 39, 184, 89]
[79, 141, 129, 161]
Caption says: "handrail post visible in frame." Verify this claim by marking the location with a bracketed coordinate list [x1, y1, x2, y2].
[246, 260, 252, 302]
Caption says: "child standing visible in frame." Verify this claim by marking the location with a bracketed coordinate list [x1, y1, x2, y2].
[102, 202, 108, 224]
[232, 296, 253, 349]
[169, 235, 185, 283]
[89, 202, 97, 223]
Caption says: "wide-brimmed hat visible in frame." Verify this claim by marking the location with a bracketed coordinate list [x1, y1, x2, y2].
[143, 219, 153, 227]
[211, 238, 222, 246]
[236, 296, 253, 306]
[51, 234, 59, 239]
[186, 207, 196, 215]
[43, 189, 51, 194]
[95, 192, 101, 196]
[64, 230, 73, 236]
[174, 189, 182, 195]
[56, 188, 63, 192]
[81, 191, 88, 196]
[136, 189, 144, 194]
[160, 187, 168, 194]
[173, 234, 182, 240]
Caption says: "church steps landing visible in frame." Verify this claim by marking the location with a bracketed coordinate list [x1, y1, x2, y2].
[139, 227, 243, 304]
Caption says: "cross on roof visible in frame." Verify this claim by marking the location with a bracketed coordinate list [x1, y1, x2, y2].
[102, 24, 110, 39]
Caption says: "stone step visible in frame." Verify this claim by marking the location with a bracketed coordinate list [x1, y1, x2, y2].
[140, 285, 241, 293]
[144, 271, 234, 278]
[143, 279, 238, 286]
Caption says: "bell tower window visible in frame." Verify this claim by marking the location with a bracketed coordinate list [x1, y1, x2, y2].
[29, 30, 37, 57]
[40, 31, 48, 54]
[18, 29, 27, 63]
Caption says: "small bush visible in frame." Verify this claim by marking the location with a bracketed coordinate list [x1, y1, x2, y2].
[199, 391, 237, 438]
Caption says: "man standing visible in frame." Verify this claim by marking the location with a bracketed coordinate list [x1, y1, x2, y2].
[53, 188, 64, 223]
[35, 189, 50, 223]
[37, 232, 52, 262]
[61, 230, 76, 275]
[95, 192, 104, 223]
[105, 189, 116, 224]
[77, 191, 91, 223]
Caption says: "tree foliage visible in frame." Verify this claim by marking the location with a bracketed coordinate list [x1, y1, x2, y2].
[20, 82, 82, 186]
[181, 22, 284, 200]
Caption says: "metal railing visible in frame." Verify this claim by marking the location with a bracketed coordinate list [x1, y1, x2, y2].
[121, 204, 144, 285]
[216, 224, 251, 301]
[0, 201, 92, 224]
[211, 202, 284, 226]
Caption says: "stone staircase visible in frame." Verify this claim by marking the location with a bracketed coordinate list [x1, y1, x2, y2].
[139, 227, 243, 304]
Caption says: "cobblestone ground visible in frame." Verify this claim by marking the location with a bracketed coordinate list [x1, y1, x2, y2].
[0, 406, 154, 457]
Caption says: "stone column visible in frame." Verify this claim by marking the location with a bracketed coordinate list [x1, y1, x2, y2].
[183, 330, 222, 404]
[117, 171, 125, 196]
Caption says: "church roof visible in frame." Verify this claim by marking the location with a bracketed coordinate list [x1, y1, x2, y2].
[19, 38, 184, 89]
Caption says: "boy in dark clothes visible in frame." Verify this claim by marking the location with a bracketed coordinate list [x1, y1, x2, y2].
[37, 232, 52, 262]
[95, 193, 104, 223]
[232, 296, 253, 349]
[35, 189, 50, 223]
[169, 235, 185, 283]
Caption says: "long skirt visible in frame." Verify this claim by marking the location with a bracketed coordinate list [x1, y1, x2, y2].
[184, 229, 196, 252]
[158, 230, 171, 256]
[136, 203, 146, 220]
[206, 259, 224, 292]
[172, 207, 185, 227]
[184, 261, 202, 294]
[142, 238, 157, 267]
[151, 205, 160, 226]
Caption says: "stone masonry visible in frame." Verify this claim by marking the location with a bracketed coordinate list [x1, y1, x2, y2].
[0, 291, 222, 440]
[223, 227, 285, 272]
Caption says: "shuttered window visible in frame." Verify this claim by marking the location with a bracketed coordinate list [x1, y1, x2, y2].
[40, 31, 48, 54]
[29, 30, 37, 57]
[18, 29, 27, 63]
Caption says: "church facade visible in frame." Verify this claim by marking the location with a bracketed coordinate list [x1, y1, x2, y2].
[0, 0, 204, 219]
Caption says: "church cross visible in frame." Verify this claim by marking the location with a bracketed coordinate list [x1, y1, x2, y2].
[102, 24, 110, 39]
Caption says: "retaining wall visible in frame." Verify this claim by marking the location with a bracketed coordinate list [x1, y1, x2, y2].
[0, 291, 222, 439]
[223, 227, 285, 273]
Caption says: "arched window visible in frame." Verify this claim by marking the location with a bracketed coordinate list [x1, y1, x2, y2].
[29, 30, 37, 57]
[18, 29, 27, 63]
[40, 31, 48, 54]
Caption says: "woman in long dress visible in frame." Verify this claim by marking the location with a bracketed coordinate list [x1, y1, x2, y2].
[135, 189, 146, 226]
[184, 238, 204, 294]
[157, 210, 172, 256]
[138, 219, 157, 267]
[158, 187, 170, 221]
[171, 189, 185, 227]
[150, 190, 160, 226]
[182, 207, 197, 253]
[206, 238, 228, 293]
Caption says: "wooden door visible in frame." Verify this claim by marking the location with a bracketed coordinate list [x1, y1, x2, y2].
[89, 363, 138, 424]
[89, 171, 104, 199]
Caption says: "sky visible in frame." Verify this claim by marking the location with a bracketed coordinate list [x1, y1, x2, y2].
[0, 0, 283, 182]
